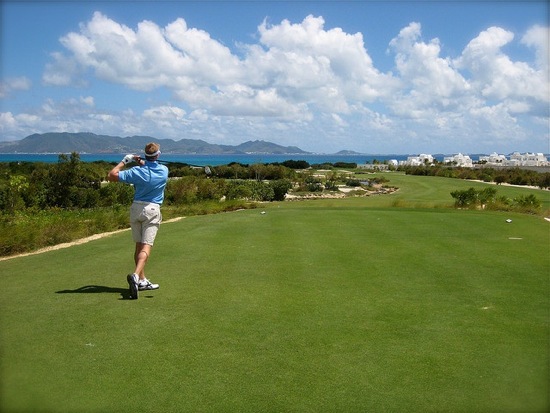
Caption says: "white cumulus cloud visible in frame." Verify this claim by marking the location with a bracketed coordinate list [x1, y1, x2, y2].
[1, 12, 547, 153]
[521, 25, 549, 72]
[455, 26, 547, 102]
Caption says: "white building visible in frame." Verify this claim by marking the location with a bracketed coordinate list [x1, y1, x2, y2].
[507, 152, 548, 166]
[479, 152, 548, 167]
[399, 154, 434, 166]
[443, 153, 473, 167]
[479, 152, 507, 165]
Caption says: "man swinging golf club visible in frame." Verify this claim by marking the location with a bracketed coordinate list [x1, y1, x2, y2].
[108, 143, 169, 299]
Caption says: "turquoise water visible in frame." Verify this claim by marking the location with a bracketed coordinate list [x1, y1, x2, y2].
[0, 153, 420, 165]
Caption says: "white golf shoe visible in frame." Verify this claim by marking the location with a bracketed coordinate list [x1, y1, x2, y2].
[138, 278, 160, 291]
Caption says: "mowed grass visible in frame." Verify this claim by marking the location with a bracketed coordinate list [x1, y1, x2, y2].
[1, 173, 549, 412]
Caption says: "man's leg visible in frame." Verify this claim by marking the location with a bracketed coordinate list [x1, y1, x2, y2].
[134, 242, 152, 281]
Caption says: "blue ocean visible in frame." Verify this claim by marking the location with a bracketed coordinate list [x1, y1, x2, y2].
[0, 153, 423, 165]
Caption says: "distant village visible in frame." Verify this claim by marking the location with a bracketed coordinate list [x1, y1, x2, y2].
[362, 152, 549, 169]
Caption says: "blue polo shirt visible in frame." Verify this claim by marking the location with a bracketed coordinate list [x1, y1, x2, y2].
[118, 161, 168, 204]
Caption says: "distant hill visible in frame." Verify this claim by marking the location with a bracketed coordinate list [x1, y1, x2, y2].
[0, 133, 311, 155]
[335, 150, 362, 155]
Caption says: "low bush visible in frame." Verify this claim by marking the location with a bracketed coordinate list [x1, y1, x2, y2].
[513, 194, 542, 214]
[225, 180, 275, 201]
[450, 187, 541, 213]
[346, 179, 363, 187]
[269, 179, 293, 201]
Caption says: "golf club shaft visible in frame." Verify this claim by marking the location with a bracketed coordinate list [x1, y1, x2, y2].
[150, 159, 204, 168]
[133, 156, 211, 174]
[156, 159, 212, 175]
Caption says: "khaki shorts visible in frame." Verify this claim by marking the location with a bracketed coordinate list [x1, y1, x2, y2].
[130, 201, 162, 246]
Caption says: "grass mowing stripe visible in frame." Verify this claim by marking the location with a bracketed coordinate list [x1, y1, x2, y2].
[1, 197, 548, 412]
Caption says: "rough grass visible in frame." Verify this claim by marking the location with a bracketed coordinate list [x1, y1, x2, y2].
[0, 174, 548, 413]
[0, 200, 253, 257]
[0, 207, 129, 256]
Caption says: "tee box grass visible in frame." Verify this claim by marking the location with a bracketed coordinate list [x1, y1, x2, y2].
[0, 173, 548, 412]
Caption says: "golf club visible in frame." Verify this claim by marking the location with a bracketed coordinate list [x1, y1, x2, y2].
[165, 162, 211, 176]
[136, 156, 212, 176]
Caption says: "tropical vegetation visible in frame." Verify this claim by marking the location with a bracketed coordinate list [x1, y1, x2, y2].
[0, 153, 548, 257]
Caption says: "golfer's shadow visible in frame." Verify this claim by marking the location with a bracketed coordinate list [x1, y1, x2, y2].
[56, 285, 132, 300]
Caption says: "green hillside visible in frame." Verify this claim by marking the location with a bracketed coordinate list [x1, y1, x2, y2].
[0, 132, 310, 154]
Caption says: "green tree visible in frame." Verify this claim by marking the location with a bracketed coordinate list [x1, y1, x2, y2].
[538, 173, 550, 189]
[45, 153, 103, 208]
[250, 163, 267, 181]
[0, 175, 29, 212]
[494, 175, 507, 185]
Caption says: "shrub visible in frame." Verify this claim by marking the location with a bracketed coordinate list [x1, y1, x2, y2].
[269, 179, 293, 201]
[451, 187, 541, 213]
[166, 176, 199, 204]
[304, 176, 324, 192]
[346, 179, 362, 187]
[513, 194, 541, 212]
[324, 180, 339, 191]
[196, 179, 226, 201]
[226, 181, 253, 200]
[450, 187, 479, 208]
[98, 183, 134, 207]
[485, 195, 512, 211]
[477, 187, 498, 205]
[224, 180, 278, 201]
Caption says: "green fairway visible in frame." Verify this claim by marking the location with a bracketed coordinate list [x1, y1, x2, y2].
[1, 174, 549, 412]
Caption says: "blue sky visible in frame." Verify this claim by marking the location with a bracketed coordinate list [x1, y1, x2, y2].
[1, 1, 548, 154]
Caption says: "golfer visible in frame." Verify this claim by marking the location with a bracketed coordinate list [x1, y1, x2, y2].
[107, 142, 169, 299]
